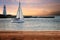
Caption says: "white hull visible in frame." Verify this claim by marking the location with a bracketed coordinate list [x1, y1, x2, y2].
[11, 18, 24, 23]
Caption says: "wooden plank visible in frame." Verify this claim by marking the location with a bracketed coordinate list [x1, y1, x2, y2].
[0, 31, 60, 40]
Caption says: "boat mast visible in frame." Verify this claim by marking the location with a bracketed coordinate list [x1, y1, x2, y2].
[16, 0, 24, 19]
[16, 0, 20, 19]
[19, 0, 20, 18]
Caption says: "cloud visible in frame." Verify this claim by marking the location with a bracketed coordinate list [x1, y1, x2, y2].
[6, 5, 18, 15]
[0, 6, 3, 14]
[0, 0, 60, 16]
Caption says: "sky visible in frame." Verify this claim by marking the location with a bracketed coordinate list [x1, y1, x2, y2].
[0, 0, 60, 16]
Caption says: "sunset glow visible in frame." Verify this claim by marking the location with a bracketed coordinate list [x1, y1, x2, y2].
[0, 0, 60, 16]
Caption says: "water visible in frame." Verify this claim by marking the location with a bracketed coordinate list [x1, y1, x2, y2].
[0, 18, 60, 31]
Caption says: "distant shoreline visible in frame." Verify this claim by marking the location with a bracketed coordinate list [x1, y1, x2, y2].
[0, 14, 54, 18]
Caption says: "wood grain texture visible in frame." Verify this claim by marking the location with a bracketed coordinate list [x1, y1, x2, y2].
[0, 31, 60, 40]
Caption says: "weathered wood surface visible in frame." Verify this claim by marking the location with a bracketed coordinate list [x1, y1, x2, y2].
[0, 31, 60, 40]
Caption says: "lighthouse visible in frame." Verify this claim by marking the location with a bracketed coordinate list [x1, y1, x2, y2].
[3, 0, 7, 16]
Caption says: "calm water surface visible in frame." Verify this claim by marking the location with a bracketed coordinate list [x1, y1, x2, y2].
[0, 18, 60, 31]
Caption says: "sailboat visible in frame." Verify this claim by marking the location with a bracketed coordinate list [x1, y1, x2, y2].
[11, 1, 24, 23]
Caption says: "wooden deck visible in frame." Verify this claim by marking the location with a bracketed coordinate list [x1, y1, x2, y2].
[0, 31, 60, 40]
